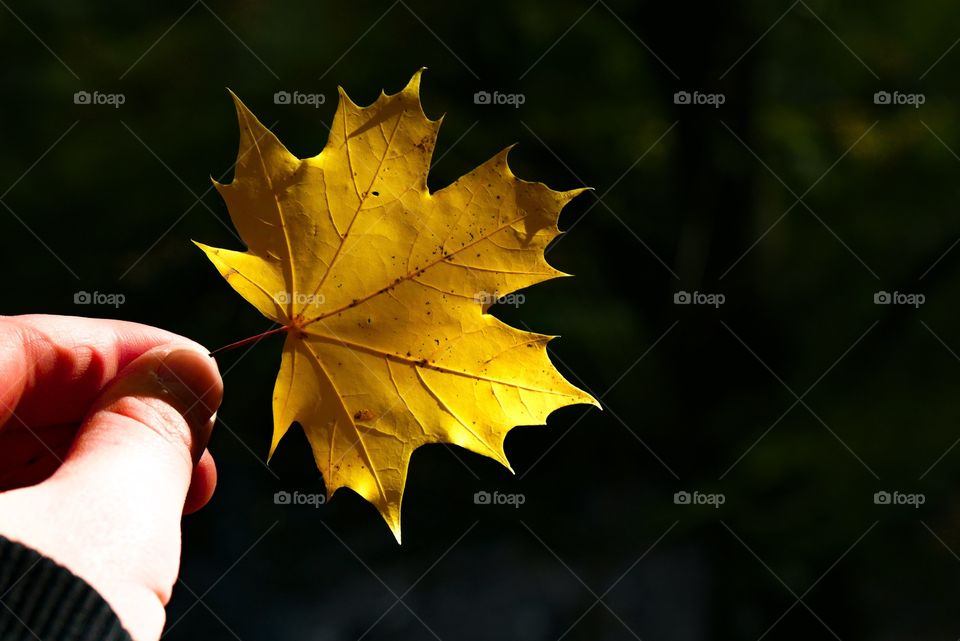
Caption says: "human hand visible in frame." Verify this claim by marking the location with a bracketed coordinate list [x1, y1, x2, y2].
[0, 315, 223, 641]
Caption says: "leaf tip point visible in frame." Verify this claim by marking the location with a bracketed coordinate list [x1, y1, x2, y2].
[388, 520, 403, 545]
[406, 67, 426, 92]
[565, 186, 593, 199]
[267, 432, 284, 462]
[225, 87, 242, 103]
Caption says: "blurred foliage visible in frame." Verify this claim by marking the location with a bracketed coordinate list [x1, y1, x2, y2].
[3, 0, 960, 639]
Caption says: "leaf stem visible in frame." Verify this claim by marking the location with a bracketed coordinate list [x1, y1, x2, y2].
[208, 325, 290, 357]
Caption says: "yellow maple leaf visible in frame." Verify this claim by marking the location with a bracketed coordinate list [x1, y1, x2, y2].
[195, 70, 598, 541]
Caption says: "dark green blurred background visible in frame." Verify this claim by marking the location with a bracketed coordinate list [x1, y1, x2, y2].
[3, 1, 960, 639]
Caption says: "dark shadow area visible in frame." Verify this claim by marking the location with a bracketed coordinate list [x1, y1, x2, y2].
[2, 0, 960, 638]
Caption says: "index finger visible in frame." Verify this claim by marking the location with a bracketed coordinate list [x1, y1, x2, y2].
[0, 314, 209, 429]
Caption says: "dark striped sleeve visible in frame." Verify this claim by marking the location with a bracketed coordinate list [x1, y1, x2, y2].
[0, 535, 131, 641]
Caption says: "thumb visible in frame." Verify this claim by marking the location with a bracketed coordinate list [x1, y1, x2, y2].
[58, 345, 222, 638]
[56, 344, 223, 515]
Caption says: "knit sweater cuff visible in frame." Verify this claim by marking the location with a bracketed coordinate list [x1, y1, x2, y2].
[0, 535, 132, 641]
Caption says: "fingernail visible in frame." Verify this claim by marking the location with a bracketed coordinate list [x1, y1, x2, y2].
[155, 349, 224, 457]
